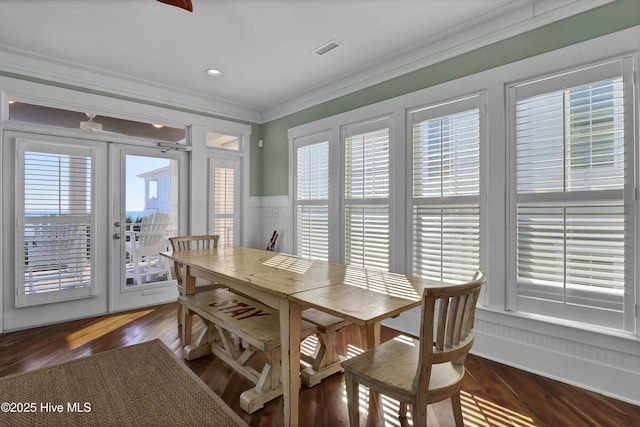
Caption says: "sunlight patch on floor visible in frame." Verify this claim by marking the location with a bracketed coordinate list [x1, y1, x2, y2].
[65, 309, 154, 349]
[461, 391, 537, 427]
[340, 379, 538, 426]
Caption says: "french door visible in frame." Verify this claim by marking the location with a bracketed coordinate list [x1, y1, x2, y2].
[109, 144, 187, 312]
[3, 131, 186, 330]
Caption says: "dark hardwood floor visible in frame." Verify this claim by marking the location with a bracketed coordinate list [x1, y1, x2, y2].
[1, 303, 639, 426]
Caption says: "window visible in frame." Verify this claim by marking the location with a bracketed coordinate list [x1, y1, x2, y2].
[210, 159, 239, 247]
[410, 97, 482, 283]
[202, 121, 250, 251]
[511, 60, 632, 330]
[206, 132, 240, 151]
[288, 43, 637, 335]
[294, 134, 330, 261]
[16, 139, 96, 307]
[343, 119, 390, 271]
[9, 102, 186, 142]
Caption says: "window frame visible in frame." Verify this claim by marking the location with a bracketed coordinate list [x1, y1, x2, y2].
[340, 116, 393, 271]
[506, 57, 636, 331]
[408, 94, 486, 284]
[208, 156, 241, 247]
[292, 131, 332, 260]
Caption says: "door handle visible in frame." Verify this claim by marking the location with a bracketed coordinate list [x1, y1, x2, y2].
[113, 233, 121, 239]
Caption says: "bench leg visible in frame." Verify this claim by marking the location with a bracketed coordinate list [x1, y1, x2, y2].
[201, 332, 283, 414]
[183, 317, 220, 361]
[216, 325, 243, 360]
[180, 305, 192, 344]
[301, 331, 345, 388]
[240, 347, 283, 414]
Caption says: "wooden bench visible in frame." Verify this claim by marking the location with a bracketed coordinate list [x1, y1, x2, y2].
[224, 289, 352, 388]
[179, 288, 317, 414]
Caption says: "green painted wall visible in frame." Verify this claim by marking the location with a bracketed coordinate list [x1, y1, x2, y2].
[258, 0, 640, 197]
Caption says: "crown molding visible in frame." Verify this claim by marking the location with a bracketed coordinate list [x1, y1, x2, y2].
[260, 0, 617, 123]
[0, 0, 617, 125]
[0, 45, 262, 124]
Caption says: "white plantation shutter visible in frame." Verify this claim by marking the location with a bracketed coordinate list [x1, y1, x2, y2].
[410, 98, 481, 283]
[344, 120, 390, 271]
[517, 204, 624, 302]
[345, 205, 389, 270]
[513, 60, 631, 328]
[296, 139, 329, 260]
[16, 139, 96, 307]
[413, 205, 480, 283]
[344, 126, 389, 199]
[211, 160, 238, 247]
[297, 205, 329, 260]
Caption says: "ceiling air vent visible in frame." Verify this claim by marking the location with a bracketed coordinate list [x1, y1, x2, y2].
[313, 39, 341, 56]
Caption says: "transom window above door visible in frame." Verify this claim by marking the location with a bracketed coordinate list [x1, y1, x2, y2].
[206, 131, 240, 151]
[8, 101, 186, 142]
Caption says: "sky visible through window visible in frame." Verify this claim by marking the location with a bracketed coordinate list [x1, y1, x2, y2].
[23, 154, 170, 217]
[126, 156, 171, 214]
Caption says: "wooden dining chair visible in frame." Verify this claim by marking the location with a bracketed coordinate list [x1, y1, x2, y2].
[169, 235, 223, 331]
[341, 270, 486, 426]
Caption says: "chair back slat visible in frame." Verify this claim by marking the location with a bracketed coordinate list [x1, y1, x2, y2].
[450, 295, 464, 348]
[435, 299, 448, 351]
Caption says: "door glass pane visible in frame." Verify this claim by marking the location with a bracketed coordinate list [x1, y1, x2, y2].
[124, 155, 178, 286]
[18, 139, 95, 306]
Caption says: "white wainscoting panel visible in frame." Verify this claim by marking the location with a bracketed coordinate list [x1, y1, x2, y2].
[249, 196, 291, 253]
[472, 310, 640, 406]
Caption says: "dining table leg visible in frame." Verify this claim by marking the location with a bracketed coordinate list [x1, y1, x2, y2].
[180, 265, 197, 343]
[280, 298, 302, 427]
[364, 321, 381, 349]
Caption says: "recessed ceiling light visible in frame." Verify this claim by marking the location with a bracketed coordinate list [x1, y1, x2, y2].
[152, 124, 164, 129]
[205, 68, 223, 77]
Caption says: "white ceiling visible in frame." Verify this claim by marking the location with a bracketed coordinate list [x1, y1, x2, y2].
[0, 0, 614, 122]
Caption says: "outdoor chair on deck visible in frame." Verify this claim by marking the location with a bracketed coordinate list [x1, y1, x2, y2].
[341, 270, 486, 426]
[169, 235, 224, 331]
[125, 212, 172, 285]
[25, 221, 89, 292]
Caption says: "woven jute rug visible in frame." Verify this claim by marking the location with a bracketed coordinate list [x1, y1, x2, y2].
[0, 339, 248, 427]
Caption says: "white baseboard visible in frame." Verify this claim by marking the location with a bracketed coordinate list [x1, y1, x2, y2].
[472, 327, 640, 406]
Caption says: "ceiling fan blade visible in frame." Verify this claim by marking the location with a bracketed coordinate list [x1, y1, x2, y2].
[156, 0, 193, 12]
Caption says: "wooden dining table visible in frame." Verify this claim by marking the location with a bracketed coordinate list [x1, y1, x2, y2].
[161, 246, 442, 427]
